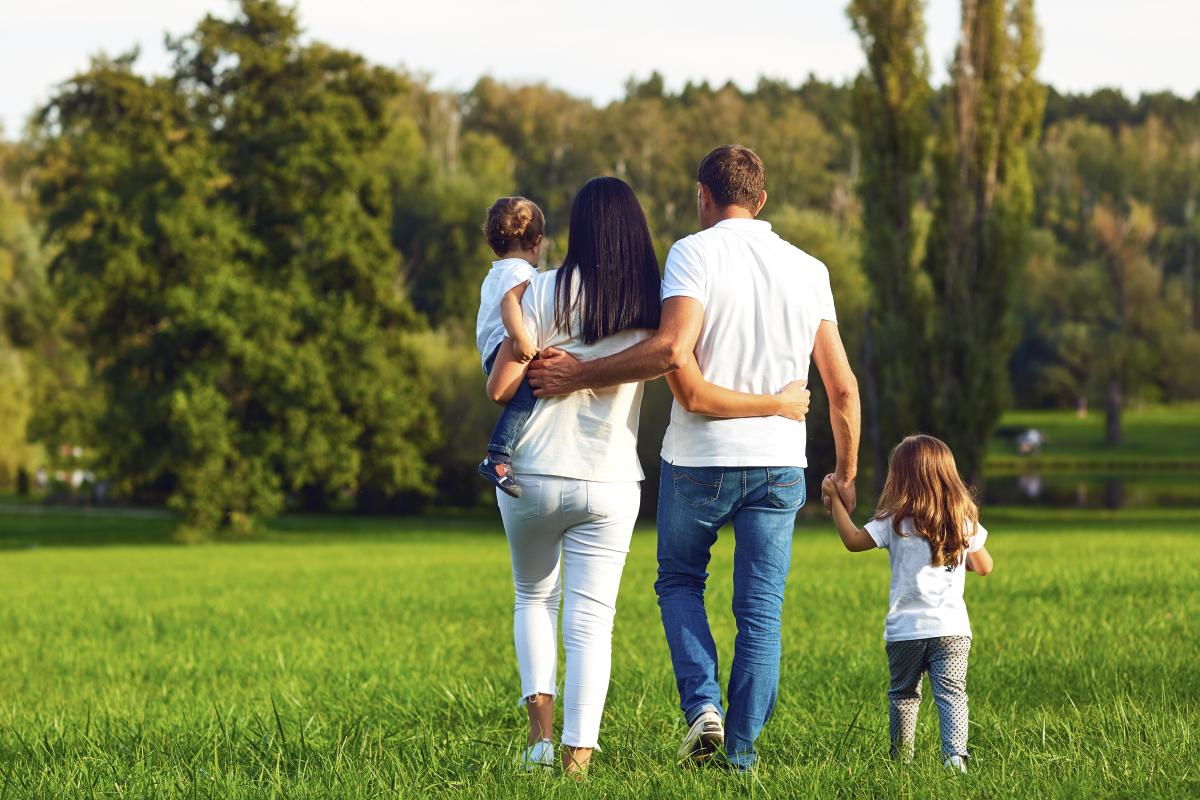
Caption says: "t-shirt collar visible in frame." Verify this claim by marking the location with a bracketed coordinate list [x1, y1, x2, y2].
[492, 257, 534, 270]
[713, 218, 771, 232]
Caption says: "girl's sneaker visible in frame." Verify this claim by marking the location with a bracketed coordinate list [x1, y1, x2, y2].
[518, 738, 555, 771]
[944, 754, 968, 774]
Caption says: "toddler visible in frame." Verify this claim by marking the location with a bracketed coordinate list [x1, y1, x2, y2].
[822, 434, 994, 773]
[475, 197, 544, 497]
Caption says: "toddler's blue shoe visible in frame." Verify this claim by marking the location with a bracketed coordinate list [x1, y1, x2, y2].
[479, 455, 523, 498]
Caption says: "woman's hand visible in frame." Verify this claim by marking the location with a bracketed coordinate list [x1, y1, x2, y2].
[777, 380, 810, 422]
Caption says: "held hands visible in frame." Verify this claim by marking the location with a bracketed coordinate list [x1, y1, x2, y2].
[821, 474, 839, 512]
[777, 380, 810, 422]
[526, 347, 583, 397]
[821, 472, 857, 515]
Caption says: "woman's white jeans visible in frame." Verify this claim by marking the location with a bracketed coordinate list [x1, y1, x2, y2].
[497, 474, 641, 749]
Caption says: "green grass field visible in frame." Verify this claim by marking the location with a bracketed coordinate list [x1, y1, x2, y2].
[1, 508, 1197, 799]
[988, 404, 1200, 469]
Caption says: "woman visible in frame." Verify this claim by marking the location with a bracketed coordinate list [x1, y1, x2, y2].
[487, 177, 809, 775]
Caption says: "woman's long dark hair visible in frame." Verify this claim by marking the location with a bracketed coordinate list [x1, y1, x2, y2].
[555, 177, 661, 344]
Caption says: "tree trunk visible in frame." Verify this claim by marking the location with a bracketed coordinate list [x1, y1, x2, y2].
[299, 484, 330, 512]
[1103, 477, 1125, 510]
[1105, 379, 1123, 445]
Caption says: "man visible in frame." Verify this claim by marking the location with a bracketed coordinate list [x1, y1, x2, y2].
[528, 145, 860, 770]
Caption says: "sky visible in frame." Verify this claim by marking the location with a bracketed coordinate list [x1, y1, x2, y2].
[3, 0, 1198, 135]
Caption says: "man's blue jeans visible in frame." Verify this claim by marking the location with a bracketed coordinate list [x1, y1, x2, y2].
[655, 459, 805, 769]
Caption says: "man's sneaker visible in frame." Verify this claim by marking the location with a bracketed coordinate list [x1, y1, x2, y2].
[478, 456, 522, 498]
[944, 754, 968, 774]
[678, 710, 724, 763]
[518, 738, 555, 771]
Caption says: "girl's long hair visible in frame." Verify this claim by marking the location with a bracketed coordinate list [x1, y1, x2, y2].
[555, 177, 661, 344]
[874, 435, 979, 567]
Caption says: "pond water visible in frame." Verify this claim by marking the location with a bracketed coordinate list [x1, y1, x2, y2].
[980, 472, 1200, 509]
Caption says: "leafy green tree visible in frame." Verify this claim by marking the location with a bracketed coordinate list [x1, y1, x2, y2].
[33, 1, 437, 530]
[770, 206, 868, 478]
[0, 142, 46, 486]
[847, 0, 934, 485]
[1017, 116, 1200, 426]
[173, 1, 439, 515]
[1090, 201, 1167, 443]
[385, 115, 516, 324]
[32, 53, 259, 522]
[463, 78, 606, 231]
[923, 0, 1045, 479]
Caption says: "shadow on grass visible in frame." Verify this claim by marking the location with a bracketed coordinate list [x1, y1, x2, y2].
[0, 506, 505, 550]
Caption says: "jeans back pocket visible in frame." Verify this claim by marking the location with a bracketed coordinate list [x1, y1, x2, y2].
[506, 476, 542, 520]
[672, 466, 724, 509]
[765, 467, 806, 510]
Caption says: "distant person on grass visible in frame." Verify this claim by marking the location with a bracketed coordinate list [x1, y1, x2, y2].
[528, 145, 861, 771]
[486, 176, 812, 776]
[822, 434, 994, 774]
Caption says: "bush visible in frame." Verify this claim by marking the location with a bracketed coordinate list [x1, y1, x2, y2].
[408, 328, 505, 509]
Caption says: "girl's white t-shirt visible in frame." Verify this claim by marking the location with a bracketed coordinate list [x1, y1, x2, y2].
[475, 257, 538, 368]
[511, 269, 650, 483]
[864, 516, 989, 642]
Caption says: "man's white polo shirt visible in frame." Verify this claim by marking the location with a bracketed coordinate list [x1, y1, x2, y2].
[660, 218, 837, 468]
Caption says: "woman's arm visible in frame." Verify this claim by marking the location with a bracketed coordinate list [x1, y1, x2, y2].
[500, 282, 538, 363]
[664, 356, 810, 421]
[486, 339, 530, 405]
[966, 546, 993, 576]
[821, 475, 876, 552]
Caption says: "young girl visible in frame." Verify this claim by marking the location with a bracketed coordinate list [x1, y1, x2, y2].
[821, 434, 994, 773]
[475, 197, 545, 498]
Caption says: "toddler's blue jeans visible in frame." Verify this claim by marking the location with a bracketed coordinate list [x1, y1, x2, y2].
[483, 343, 536, 458]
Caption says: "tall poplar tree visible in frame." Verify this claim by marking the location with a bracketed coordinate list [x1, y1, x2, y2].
[847, 0, 934, 486]
[924, 0, 1045, 480]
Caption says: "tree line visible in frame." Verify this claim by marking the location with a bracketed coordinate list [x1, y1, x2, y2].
[1, 0, 1197, 529]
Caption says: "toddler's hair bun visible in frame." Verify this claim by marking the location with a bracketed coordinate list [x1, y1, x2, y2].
[485, 197, 546, 257]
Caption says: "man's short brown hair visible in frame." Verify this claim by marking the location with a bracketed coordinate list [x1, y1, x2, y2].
[697, 145, 766, 212]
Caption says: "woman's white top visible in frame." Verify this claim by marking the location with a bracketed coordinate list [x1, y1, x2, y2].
[512, 269, 650, 482]
[865, 516, 989, 642]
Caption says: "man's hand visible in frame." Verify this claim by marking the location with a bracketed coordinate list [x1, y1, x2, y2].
[825, 472, 857, 514]
[527, 348, 584, 397]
